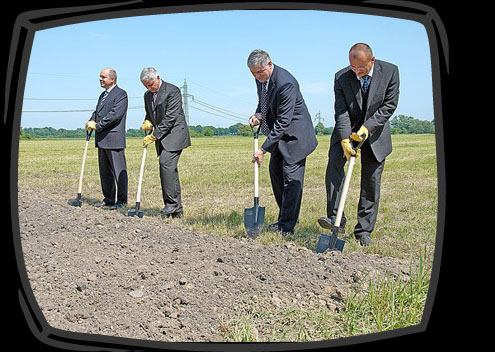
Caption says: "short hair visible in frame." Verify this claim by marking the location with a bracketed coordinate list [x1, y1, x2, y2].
[349, 43, 373, 60]
[140, 67, 159, 82]
[247, 50, 271, 68]
[102, 68, 117, 83]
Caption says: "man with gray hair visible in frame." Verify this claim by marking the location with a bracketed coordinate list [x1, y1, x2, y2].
[140, 67, 191, 218]
[248, 50, 318, 236]
[85, 67, 128, 210]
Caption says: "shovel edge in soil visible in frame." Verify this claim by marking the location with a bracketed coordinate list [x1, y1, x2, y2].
[244, 124, 265, 238]
[316, 138, 365, 253]
[127, 130, 152, 218]
[70, 130, 93, 207]
[244, 197, 265, 238]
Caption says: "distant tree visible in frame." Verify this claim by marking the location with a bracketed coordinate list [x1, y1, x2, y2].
[390, 115, 434, 134]
[203, 127, 214, 136]
[230, 123, 243, 135]
[237, 124, 252, 136]
[324, 126, 333, 135]
[314, 122, 325, 136]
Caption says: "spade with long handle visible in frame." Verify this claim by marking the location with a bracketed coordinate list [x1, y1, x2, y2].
[70, 129, 93, 207]
[244, 124, 265, 238]
[316, 139, 365, 252]
[127, 129, 153, 218]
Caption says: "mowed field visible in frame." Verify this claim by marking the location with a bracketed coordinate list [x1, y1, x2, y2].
[17, 134, 438, 263]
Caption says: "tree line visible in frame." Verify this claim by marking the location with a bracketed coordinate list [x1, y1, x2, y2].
[20, 115, 434, 139]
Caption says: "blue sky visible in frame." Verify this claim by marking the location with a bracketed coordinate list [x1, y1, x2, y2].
[21, 10, 433, 130]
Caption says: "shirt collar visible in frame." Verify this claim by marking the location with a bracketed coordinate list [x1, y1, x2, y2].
[355, 62, 374, 80]
[106, 84, 116, 93]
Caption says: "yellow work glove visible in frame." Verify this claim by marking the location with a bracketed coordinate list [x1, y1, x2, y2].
[85, 120, 96, 130]
[143, 134, 157, 148]
[141, 120, 153, 131]
[350, 125, 369, 142]
[341, 138, 356, 161]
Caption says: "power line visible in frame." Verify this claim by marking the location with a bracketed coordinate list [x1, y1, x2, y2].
[22, 106, 145, 113]
[191, 99, 247, 120]
[22, 81, 249, 124]
[188, 105, 247, 123]
[24, 97, 143, 101]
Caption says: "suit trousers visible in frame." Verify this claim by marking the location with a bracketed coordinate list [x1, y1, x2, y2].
[159, 149, 183, 212]
[325, 140, 385, 237]
[98, 148, 128, 204]
[269, 146, 306, 232]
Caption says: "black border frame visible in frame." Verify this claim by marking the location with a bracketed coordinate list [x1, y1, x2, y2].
[4, 1, 450, 351]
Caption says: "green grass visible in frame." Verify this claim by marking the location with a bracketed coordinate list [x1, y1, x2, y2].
[17, 134, 437, 259]
[17, 134, 438, 340]
[220, 250, 431, 342]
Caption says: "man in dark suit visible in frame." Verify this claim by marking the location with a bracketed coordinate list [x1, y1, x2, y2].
[248, 50, 318, 236]
[86, 67, 128, 210]
[320, 43, 400, 246]
[140, 67, 191, 218]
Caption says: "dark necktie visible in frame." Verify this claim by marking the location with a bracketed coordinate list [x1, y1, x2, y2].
[362, 75, 370, 93]
[152, 92, 157, 106]
[260, 81, 270, 136]
[99, 91, 109, 107]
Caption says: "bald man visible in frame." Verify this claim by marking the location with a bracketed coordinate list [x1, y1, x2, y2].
[86, 67, 129, 209]
[320, 43, 399, 246]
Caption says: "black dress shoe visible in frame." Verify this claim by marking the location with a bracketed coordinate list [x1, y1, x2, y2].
[267, 222, 281, 231]
[356, 233, 371, 246]
[110, 202, 126, 210]
[317, 217, 333, 229]
[318, 217, 346, 233]
[95, 200, 113, 208]
[161, 206, 182, 218]
[171, 211, 183, 218]
[281, 229, 294, 237]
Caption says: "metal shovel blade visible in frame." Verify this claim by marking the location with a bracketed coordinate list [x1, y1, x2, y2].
[244, 203, 265, 239]
[127, 202, 144, 218]
[316, 217, 346, 253]
[69, 193, 83, 207]
[316, 233, 345, 253]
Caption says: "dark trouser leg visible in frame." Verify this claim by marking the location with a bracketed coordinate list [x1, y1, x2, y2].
[324, 142, 347, 227]
[269, 147, 306, 232]
[159, 149, 183, 212]
[98, 148, 128, 204]
[354, 141, 385, 237]
[98, 148, 116, 204]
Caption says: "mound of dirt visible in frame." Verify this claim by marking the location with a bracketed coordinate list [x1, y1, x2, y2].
[18, 188, 410, 343]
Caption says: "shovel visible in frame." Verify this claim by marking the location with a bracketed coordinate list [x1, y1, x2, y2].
[244, 124, 265, 238]
[128, 129, 152, 218]
[316, 139, 365, 253]
[70, 129, 93, 207]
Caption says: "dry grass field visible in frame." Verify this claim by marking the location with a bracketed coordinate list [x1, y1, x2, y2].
[18, 134, 437, 261]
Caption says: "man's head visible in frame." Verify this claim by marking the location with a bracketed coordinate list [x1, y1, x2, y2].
[99, 68, 117, 90]
[140, 67, 161, 93]
[349, 43, 375, 78]
[247, 49, 274, 83]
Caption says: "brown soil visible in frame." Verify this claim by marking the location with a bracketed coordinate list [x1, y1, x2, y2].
[18, 188, 411, 343]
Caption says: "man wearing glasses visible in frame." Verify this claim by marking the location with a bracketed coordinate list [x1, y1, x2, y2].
[319, 43, 400, 246]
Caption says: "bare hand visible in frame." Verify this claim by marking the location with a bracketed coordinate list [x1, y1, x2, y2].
[249, 113, 262, 127]
[252, 149, 264, 167]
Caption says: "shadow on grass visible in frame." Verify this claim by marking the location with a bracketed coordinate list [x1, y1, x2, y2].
[182, 210, 245, 234]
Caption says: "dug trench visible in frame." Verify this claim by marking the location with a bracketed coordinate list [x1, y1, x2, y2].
[18, 188, 412, 342]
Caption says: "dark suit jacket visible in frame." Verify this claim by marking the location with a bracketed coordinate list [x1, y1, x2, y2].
[256, 64, 318, 164]
[91, 85, 128, 150]
[144, 80, 191, 155]
[331, 59, 400, 162]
